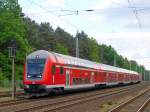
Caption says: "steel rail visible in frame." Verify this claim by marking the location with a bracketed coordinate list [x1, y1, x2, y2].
[108, 88, 150, 112]
[0, 83, 149, 111]
[136, 97, 150, 112]
[15, 87, 135, 112]
[0, 83, 144, 108]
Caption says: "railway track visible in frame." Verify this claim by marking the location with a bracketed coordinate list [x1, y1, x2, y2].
[0, 82, 149, 112]
[0, 90, 24, 97]
[0, 98, 32, 107]
[0, 87, 123, 107]
[0, 83, 142, 107]
[13, 84, 150, 112]
[137, 97, 150, 112]
[108, 87, 150, 112]
[14, 89, 129, 112]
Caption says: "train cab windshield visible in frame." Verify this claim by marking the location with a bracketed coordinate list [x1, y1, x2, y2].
[27, 59, 46, 79]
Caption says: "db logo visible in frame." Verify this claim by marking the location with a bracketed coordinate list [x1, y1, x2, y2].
[36, 55, 39, 59]
[32, 81, 35, 84]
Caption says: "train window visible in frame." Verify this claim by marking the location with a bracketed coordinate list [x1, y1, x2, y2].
[72, 78, 75, 85]
[75, 78, 78, 84]
[85, 78, 90, 84]
[60, 67, 64, 74]
[77, 78, 79, 84]
[52, 65, 56, 74]
[79, 78, 82, 84]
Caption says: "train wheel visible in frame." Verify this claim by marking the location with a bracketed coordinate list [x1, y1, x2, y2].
[60, 87, 64, 94]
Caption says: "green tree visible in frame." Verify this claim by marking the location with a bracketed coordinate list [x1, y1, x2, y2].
[55, 27, 75, 56]
[76, 31, 91, 60]
[130, 60, 138, 72]
[101, 44, 117, 65]
[24, 17, 40, 49]
[88, 37, 100, 62]
[116, 55, 124, 68]
[0, 0, 31, 80]
[53, 43, 68, 55]
[122, 58, 130, 69]
[37, 23, 55, 50]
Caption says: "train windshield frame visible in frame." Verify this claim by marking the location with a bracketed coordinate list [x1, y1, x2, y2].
[27, 59, 46, 79]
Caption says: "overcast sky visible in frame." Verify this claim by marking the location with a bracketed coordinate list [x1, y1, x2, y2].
[19, 0, 150, 70]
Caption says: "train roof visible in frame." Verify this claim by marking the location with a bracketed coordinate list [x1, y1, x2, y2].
[100, 64, 138, 75]
[27, 50, 139, 75]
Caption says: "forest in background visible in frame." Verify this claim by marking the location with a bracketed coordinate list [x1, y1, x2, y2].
[0, 0, 149, 82]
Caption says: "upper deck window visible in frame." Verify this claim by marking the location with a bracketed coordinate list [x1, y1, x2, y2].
[60, 67, 64, 74]
[52, 65, 56, 74]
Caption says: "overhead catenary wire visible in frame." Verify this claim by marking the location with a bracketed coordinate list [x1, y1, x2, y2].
[137, 7, 150, 12]
[58, 7, 150, 17]
[27, 0, 97, 38]
[57, 9, 95, 17]
[131, 0, 142, 28]
[25, 0, 148, 34]
[25, 0, 150, 17]
[27, 0, 94, 58]
[28, 0, 80, 30]
[127, 0, 142, 28]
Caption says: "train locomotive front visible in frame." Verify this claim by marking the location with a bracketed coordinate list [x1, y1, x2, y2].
[23, 50, 64, 96]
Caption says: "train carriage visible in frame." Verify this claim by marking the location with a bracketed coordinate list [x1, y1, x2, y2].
[23, 50, 141, 95]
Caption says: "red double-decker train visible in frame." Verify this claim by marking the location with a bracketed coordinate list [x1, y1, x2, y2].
[23, 50, 141, 95]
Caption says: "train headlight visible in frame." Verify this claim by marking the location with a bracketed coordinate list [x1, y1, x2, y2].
[39, 75, 42, 78]
[27, 75, 31, 78]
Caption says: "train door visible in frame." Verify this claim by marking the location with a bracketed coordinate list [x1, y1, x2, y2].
[66, 70, 70, 87]
[52, 65, 56, 84]
[106, 73, 109, 83]
[91, 72, 94, 83]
